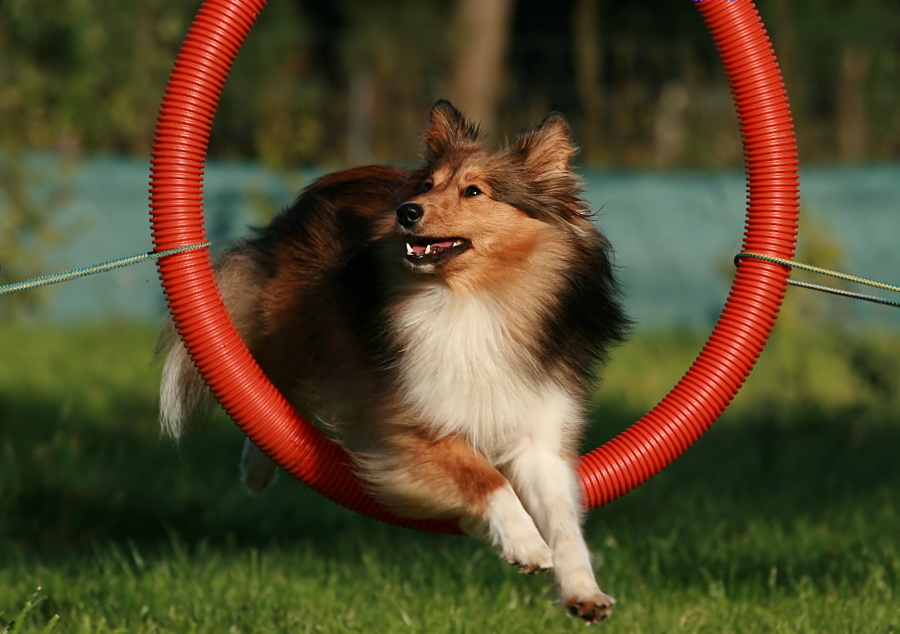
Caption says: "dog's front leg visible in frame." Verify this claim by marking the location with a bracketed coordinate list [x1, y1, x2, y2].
[460, 480, 554, 574]
[506, 440, 615, 624]
[358, 428, 552, 573]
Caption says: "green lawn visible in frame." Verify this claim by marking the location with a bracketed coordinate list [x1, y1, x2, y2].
[0, 322, 897, 632]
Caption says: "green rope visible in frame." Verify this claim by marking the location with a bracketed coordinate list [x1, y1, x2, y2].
[735, 252, 900, 309]
[0, 242, 211, 297]
[4, 244, 895, 311]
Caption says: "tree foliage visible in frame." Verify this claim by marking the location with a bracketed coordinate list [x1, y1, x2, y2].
[1, 0, 898, 167]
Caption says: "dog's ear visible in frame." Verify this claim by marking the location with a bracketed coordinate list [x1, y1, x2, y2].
[510, 112, 577, 177]
[422, 100, 483, 161]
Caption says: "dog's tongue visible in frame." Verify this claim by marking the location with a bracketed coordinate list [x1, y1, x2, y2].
[411, 240, 455, 255]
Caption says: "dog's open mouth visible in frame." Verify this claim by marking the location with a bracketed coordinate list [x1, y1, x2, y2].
[404, 237, 471, 267]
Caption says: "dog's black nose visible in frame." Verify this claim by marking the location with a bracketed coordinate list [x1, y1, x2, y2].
[397, 203, 424, 229]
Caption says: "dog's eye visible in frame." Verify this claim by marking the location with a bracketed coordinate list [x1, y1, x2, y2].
[464, 185, 482, 198]
[422, 181, 433, 193]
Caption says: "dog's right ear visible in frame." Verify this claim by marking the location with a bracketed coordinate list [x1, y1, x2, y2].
[422, 100, 483, 162]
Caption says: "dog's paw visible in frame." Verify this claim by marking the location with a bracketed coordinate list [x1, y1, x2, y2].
[502, 538, 553, 575]
[563, 592, 615, 625]
[505, 552, 552, 575]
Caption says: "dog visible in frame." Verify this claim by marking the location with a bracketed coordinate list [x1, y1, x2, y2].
[159, 100, 628, 624]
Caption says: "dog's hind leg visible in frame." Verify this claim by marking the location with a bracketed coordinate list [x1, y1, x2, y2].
[240, 438, 278, 494]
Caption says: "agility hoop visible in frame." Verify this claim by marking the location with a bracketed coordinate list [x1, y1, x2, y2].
[150, 0, 799, 533]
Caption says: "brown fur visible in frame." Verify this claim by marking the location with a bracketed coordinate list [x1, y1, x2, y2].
[359, 425, 509, 519]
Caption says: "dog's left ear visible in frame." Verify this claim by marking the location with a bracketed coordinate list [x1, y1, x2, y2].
[510, 113, 577, 177]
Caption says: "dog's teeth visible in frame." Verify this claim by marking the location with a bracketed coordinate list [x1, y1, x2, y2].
[424, 244, 432, 255]
[406, 243, 413, 255]
[452, 240, 462, 247]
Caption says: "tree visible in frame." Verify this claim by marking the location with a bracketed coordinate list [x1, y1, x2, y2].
[448, 0, 513, 137]
[572, 0, 604, 163]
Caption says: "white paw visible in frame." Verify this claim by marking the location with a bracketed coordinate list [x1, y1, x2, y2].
[503, 539, 553, 574]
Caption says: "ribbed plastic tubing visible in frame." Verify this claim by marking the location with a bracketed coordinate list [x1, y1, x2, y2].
[150, 0, 799, 534]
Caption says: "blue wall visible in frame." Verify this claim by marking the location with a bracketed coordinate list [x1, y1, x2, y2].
[5, 156, 899, 330]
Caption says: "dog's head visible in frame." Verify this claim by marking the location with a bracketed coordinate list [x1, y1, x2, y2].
[390, 101, 594, 291]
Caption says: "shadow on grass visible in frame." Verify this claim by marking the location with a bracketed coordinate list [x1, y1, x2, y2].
[2, 390, 897, 565]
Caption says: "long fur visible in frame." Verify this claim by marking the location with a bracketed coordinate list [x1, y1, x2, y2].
[159, 100, 629, 624]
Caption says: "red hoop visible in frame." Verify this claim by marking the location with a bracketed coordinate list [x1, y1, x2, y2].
[150, 0, 799, 533]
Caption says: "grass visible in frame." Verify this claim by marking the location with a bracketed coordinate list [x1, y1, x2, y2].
[0, 321, 898, 632]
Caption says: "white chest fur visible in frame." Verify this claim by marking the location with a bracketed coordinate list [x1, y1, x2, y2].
[391, 287, 576, 459]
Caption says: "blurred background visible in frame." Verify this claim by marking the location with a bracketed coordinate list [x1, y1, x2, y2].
[1, 0, 898, 328]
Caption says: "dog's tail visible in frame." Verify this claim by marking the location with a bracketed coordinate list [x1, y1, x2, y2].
[158, 246, 266, 439]
[158, 329, 209, 439]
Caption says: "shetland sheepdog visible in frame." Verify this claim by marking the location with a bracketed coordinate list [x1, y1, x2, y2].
[159, 100, 628, 624]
